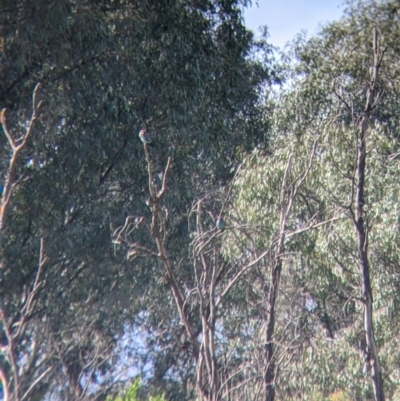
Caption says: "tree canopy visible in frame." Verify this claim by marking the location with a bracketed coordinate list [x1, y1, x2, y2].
[2, 1, 400, 401]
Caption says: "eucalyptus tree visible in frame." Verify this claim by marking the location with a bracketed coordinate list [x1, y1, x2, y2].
[285, 1, 400, 398]
[226, 1, 400, 400]
[0, 0, 273, 399]
[226, 118, 338, 401]
[114, 140, 281, 401]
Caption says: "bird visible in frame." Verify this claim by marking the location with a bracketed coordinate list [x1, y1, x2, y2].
[215, 217, 225, 231]
[138, 129, 154, 146]
[0, 185, 3, 196]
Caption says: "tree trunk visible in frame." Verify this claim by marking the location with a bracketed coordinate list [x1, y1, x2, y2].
[264, 258, 282, 401]
[264, 156, 293, 401]
[354, 29, 385, 401]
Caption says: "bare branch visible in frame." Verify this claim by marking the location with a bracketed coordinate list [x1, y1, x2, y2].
[218, 163, 243, 219]
[157, 157, 172, 199]
[20, 238, 48, 319]
[0, 309, 19, 400]
[285, 215, 344, 239]
[20, 83, 44, 149]
[0, 83, 43, 230]
[216, 247, 272, 307]
[0, 109, 16, 149]
[20, 366, 52, 401]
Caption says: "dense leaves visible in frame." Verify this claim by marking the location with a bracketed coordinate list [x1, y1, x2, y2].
[2, 0, 400, 400]
[0, 0, 272, 399]
[226, 1, 400, 400]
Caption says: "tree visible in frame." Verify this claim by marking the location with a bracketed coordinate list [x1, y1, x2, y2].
[0, 0, 273, 399]
[115, 140, 279, 401]
[226, 2, 400, 399]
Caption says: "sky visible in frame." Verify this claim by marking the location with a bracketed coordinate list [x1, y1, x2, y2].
[244, 0, 346, 49]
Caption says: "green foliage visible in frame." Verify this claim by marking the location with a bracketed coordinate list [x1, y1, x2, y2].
[4, 0, 400, 400]
[224, 1, 400, 399]
[106, 380, 166, 401]
[0, 0, 273, 399]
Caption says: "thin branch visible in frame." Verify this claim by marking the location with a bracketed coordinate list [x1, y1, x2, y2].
[0, 309, 19, 400]
[0, 83, 43, 230]
[0, 109, 16, 149]
[20, 83, 44, 149]
[285, 215, 344, 239]
[20, 366, 52, 401]
[332, 79, 353, 114]
[157, 157, 172, 199]
[20, 238, 48, 318]
[216, 246, 272, 307]
[219, 162, 243, 219]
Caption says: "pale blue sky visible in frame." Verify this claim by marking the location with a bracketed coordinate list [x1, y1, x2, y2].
[244, 0, 346, 48]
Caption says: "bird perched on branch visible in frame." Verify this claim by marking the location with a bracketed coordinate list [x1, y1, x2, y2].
[0, 184, 3, 196]
[216, 217, 225, 231]
[139, 129, 154, 146]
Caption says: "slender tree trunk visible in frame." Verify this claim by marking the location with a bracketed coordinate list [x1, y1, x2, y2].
[264, 156, 293, 401]
[354, 29, 385, 401]
[264, 257, 282, 401]
[356, 124, 385, 401]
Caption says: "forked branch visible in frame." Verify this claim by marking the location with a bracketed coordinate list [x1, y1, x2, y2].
[0, 83, 43, 230]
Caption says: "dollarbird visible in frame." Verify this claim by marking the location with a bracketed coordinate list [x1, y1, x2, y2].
[139, 129, 154, 146]
[216, 217, 225, 231]
[0, 185, 3, 196]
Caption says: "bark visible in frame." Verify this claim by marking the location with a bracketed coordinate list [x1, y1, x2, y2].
[354, 29, 385, 401]
[0, 83, 43, 230]
[264, 145, 316, 401]
[264, 257, 282, 401]
[264, 156, 292, 401]
[142, 151, 219, 401]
